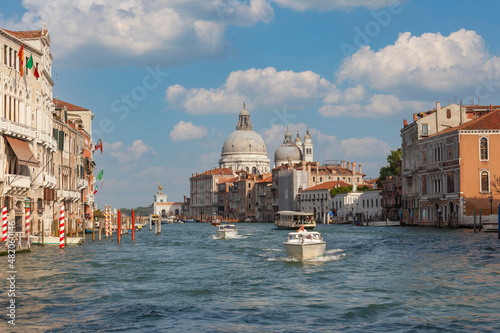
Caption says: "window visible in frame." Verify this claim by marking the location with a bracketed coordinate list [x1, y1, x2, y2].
[481, 171, 489, 192]
[480, 137, 488, 160]
[422, 123, 429, 136]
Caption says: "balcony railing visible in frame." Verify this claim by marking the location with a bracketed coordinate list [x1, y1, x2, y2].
[37, 130, 58, 151]
[77, 178, 87, 189]
[43, 172, 57, 188]
[0, 118, 36, 140]
[6, 174, 30, 188]
[59, 189, 81, 201]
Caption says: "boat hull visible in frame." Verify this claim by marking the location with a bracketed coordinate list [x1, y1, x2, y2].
[283, 242, 326, 259]
[31, 236, 84, 245]
[216, 230, 238, 239]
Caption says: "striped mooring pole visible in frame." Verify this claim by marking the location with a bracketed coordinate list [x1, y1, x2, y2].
[60, 204, 65, 249]
[2, 207, 7, 242]
[25, 204, 30, 240]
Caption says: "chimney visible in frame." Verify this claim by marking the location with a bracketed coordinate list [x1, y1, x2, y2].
[403, 119, 408, 127]
[413, 113, 417, 122]
[307, 163, 311, 173]
[435, 101, 441, 132]
[302, 163, 306, 171]
[358, 163, 362, 174]
[352, 162, 356, 173]
[347, 162, 350, 170]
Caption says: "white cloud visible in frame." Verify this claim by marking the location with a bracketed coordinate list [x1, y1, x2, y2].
[319, 94, 426, 118]
[170, 121, 208, 142]
[3, 0, 274, 66]
[338, 29, 500, 94]
[272, 0, 403, 11]
[109, 140, 156, 164]
[166, 67, 334, 114]
[339, 137, 391, 158]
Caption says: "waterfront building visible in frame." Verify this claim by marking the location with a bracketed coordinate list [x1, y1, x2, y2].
[254, 173, 273, 222]
[298, 181, 349, 222]
[219, 104, 271, 174]
[0, 27, 58, 235]
[401, 102, 500, 226]
[189, 167, 235, 219]
[150, 184, 184, 218]
[381, 175, 401, 221]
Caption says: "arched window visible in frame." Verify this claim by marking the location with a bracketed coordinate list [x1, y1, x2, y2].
[480, 137, 488, 160]
[481, 171, 489, 192]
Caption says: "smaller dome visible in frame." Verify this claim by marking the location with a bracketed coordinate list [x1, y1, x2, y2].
[294, 133, 302, 144]
[304, 130, 312, 143]
[275, 143, 302, 164]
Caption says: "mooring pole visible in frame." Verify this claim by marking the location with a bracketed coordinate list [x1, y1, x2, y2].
[117, 210, 122, 243]
[132, 209, 136, 241]
[497, 203, 499, 240]
[479, 209, 482, 232]
[473, 208, 477, 233]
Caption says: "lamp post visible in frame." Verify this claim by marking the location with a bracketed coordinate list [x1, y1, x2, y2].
[489, 191, 493, 215]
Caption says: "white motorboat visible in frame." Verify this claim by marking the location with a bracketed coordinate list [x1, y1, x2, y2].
[483, 214, 499, 232]
[216, 224, 238, 238]
[283, 227, 326, 259]
[274, 211, 316, 230]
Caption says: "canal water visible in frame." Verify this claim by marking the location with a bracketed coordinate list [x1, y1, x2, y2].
[2, 223, 500, 332]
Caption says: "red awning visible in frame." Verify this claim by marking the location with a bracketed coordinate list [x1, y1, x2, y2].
[5, 136, 40, 167]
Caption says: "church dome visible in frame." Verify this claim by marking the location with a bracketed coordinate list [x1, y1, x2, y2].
[274, 127, 302, 166]
[222, 130, 267, 154]
[294, 133, 302, 144]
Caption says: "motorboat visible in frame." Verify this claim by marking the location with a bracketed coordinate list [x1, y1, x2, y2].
[274, 211, 316, 230]
[216, 224, 238, 238]
[283, 226, 326, 259]
[483, 214, 499, 232]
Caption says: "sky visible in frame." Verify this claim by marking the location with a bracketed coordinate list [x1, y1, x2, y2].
[2, 0, 500, 209]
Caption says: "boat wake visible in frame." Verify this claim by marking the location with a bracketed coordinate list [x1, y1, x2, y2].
[209, 234, 247, 240]
[262, 248, 345, 262]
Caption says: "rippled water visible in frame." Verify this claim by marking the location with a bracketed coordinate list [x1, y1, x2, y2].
[2, 223, 500, 332]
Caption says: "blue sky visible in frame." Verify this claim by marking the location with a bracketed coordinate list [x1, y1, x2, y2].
[3, 0, 500, 209]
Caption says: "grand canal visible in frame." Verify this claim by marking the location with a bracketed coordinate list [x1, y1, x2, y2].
[3, 223, 500, 332]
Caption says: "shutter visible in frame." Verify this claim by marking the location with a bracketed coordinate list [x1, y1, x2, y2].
[59, 131, 64, 151]
[53, 128, 59, 139]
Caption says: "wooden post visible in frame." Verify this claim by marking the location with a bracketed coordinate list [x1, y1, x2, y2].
[92, 216, 95, 241]
[497, 204, 500, 239]
[149, 215, 152, 231]
[473, 208, 477, 232]
[117, 210, 121, 243]
[98, 217, 102, 241]
[41, 219, 45, 245]
[132, 209, 136, 241]
[479, 209, 482, 232]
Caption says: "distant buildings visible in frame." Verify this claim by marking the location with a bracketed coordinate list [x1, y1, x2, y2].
[0, 27, 96, 238]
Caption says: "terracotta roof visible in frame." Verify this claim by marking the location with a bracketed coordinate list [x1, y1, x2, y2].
[256, 174, 272, 183]
[218, 177, 238, 184]
[365, 178, 378, 184]
[3, 29, 48, 39]
[428, 109, 500, 137]
[302, 181, 351, 191]
[193, 168, 234, 178]
[53, 98, 89, 111]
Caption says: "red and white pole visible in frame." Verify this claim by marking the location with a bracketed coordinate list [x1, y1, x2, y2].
[117, 210, 121, 243]
[2, 207, 7, 242]
[105, 205, 108, 237]
[25, 205, 30, 239]
[60, 204, 65, 249]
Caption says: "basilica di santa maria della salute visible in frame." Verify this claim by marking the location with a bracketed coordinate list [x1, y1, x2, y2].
[219, 103, 314, 172]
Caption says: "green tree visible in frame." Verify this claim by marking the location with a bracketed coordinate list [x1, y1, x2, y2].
[377, 148, 402, 187]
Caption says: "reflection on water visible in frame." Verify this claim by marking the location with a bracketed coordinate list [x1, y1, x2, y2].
[3, 224, 500, 332]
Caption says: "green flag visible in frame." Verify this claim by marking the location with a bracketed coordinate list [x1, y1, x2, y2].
[96, 170, 103, 180]
[26, 54, 33, 70]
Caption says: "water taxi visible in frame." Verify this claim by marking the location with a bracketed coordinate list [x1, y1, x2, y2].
[216, 224, 238, 238]
[283, 226, 326, 259]
[274, 211, 316, 230]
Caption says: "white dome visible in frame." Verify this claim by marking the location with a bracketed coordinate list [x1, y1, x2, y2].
[222, 130, 267, 155]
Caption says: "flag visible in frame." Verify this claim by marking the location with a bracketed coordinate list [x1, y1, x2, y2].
[18, 45, 24, 76]
[96, 170, 104, 188]
[33, 66, 40, 78]
[95, 138, 103, 154]
[94, 185, 98, 195]
[27, 54, 33, 69]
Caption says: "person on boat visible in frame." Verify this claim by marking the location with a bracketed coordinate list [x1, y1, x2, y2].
[297, 225, 306, 232]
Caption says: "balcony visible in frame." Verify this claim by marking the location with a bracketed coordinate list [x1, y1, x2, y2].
[59, 189, 81, 202]
[43, 172, 57, 188]
[427, 162, 443, 172]
[4, 174, 30, 195]
[0, 118, 36, 140]
[77, 178, 87, 189]
[37, 130, 58, 151]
